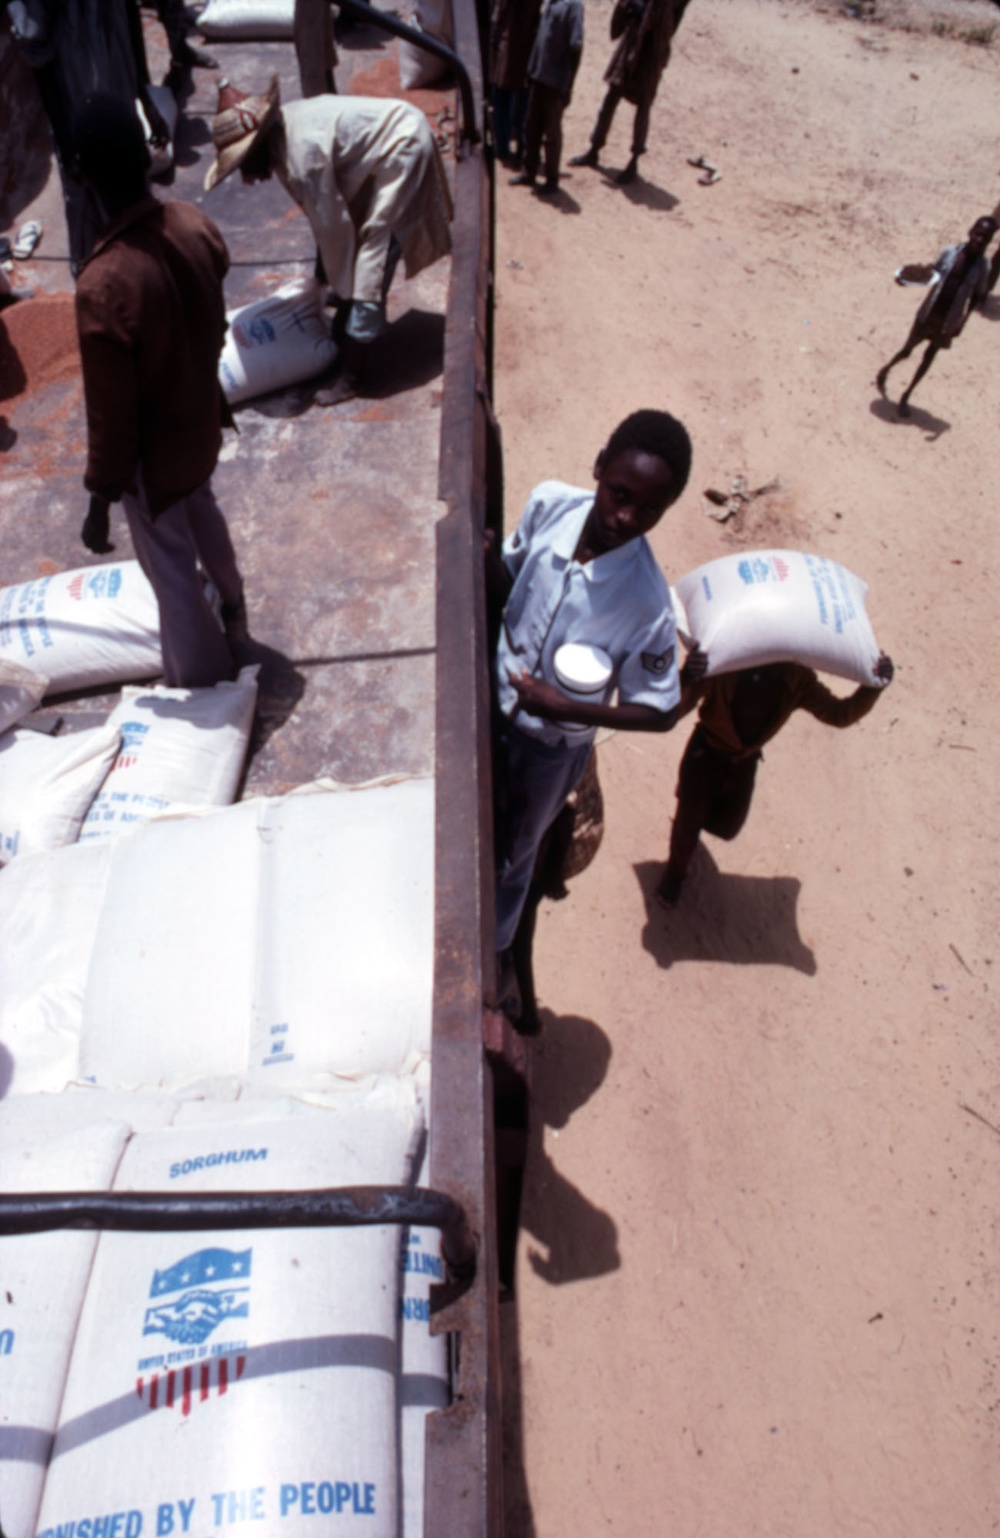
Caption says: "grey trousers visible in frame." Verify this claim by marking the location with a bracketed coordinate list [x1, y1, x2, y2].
[122, 474, 243, 689]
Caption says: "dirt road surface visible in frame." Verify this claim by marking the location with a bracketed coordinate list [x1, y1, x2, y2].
[493, 0, 1000, 1531]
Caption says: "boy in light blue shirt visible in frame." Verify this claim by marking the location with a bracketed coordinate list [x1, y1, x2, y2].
[487, 408, 702, 988]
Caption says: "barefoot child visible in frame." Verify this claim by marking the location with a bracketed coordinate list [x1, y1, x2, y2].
[486, 408, 702, 994]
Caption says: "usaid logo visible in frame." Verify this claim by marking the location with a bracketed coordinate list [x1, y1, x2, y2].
[136, 1247, 251, 1417]
[143, 1246, 251, 1346]
[737, 555, 790, 586]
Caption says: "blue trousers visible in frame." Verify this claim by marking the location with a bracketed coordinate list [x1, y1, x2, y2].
[494, 719, 591, 951]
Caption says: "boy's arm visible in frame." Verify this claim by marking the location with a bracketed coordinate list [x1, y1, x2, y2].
[507, 670, 682, 731]
[506, 643, 705, 733]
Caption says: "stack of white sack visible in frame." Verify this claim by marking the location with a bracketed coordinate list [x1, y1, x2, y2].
[0, 563, 162, 695]
[398, 0, 455, 88]
[673, 550, 884, 685]
[0, 721, 121, 863]
[34, 1086, 425, 1538]
[219, 279, 338, 404]
[197, 0, 295, 37]
[80, 778, 435, 1090]
[0, 780, 434, 1097]
[80, 667, 258, 843]
[0, 840, 115, 1093]
[0, 1103, 133, 1538]
[0, 657, 47, 735]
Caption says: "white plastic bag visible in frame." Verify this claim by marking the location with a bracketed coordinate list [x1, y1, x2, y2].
[0, 1115, 131, 1538]
[398, 0, 454, 87]
[0, 840, 114, 1094]
[0, 562, 161, 695]
[80, 667, 258, 843]
[36, 1095, 422, 1538]
[81, 782, 434, 1091]
[219, 279, 338, 404]
[0, 657, 47, 736]
[674, 550, 883, 684]
[197, 0, 295, 37]
[0, 721, 120, 862]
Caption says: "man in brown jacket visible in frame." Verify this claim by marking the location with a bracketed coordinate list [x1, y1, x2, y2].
[656, 653, 894, 907]
[73, 92, 246, 688]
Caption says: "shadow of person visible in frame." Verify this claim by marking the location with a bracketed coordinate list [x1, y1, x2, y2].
[364, 307, 446, 397]
[623, 179, 679, 212]
[499, 1296, 539, 1538]
[230, 636, 307, 765]
[635, 852, 817, 975]
[593, 165, 679, 211]
[538, 187, 582, 216]
[869, 394, 950, 441]
[519, 1011, 620, 1284]
[977, 294, 1000, 322]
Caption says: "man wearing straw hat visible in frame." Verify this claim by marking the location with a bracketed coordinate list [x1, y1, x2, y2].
[205, 78, 453, 405]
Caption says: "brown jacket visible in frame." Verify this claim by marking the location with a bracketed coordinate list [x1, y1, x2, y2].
[681, 663, 882, 763]
[76, 196, 230, 516]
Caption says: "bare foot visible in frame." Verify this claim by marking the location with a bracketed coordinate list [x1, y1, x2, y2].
[875, 368, 889, 398]
[897, 398, 911, 419]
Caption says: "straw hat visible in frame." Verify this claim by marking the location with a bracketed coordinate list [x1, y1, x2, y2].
[204, 75, 281, 192]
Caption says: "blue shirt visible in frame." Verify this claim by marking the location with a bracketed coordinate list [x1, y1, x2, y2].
[497, 481, 680, 747]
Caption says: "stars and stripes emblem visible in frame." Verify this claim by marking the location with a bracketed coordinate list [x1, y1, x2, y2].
[136, 1355, 246, 1417]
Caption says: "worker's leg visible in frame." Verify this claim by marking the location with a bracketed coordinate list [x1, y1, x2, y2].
[898, 340, 941, 416]
[702, 754, 759, 840]
[656, 729, 733, 906]
[122, 477, 236, 689]
[617, 91, 653, 184]
[494, 725, 590, 952]
[876, 320, 923, 396]
[570, 86, 622, 167]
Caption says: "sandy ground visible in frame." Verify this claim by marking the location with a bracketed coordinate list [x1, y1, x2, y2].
[492, 0, 1000, 1531]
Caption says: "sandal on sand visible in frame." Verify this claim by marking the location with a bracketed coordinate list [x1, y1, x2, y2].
[12, 220, 42, 259]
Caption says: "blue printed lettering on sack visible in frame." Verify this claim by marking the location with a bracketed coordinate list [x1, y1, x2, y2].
[262, 1022, 295, 1067]
[36, 1508, 143, 1538]
[0, 1328, 14, 1354]
[1, 829, 19, 859]
[401, 1235, 444, 1281]
[246, 317, 276, 348]
[279, 1482, 377, 1518]
[169, 1149, 268, 1179]
[143, 1247, 252, 1347]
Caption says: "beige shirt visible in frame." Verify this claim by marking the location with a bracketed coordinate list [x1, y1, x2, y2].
[276, 95, 453, 305]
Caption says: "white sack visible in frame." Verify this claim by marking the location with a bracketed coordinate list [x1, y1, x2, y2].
[0, 563, 161, 695]
[197, 0, 295, 37]
[0, 658, 47, 736]
[0, 1116, 131, 1538]
[398, 0, 454, 87]
[0, 721, 120, 863]
[81, 781, 434, 1091]
[675, 550, 883, 685]
[0, 840, 114, 1094]
[80, 668, 258, 844]
[219, 279, 338, 404]
[36, 1096, 422, 1538]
